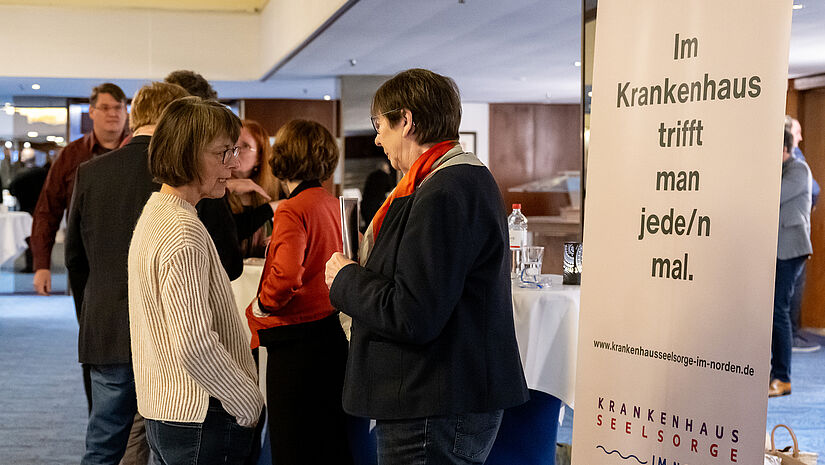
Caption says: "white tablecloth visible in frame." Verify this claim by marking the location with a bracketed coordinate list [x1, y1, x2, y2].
[512, 280, 580, 408]
[0, 211, 33, 265]
[231, 259, 265, 342]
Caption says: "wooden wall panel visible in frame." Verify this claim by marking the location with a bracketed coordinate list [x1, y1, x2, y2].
[243, 99, 339, 138]
[786, 79, 799, 119]
[800, 88, 825, 328]
[489, 103, 580, 217]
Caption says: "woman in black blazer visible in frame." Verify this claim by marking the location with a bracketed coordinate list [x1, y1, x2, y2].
[325, 68, 528, 465]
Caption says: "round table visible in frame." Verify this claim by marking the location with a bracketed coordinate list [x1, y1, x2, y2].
[0, 211, 33, 266]
[488, 277, 580, 465]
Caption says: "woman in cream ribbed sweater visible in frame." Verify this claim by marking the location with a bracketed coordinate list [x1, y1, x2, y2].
[128, 97, 264, 464]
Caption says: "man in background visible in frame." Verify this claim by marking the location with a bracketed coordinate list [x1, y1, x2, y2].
[66, 82, 188, 465]
[769, 128, 813, 398]
[785, 115, 820, 353]
[31, 83, 129, 296]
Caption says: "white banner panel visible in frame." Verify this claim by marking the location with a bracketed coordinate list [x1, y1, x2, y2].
[573, 1, 793, 465]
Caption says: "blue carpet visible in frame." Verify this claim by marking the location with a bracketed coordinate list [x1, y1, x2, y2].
[1, 295, 824, 464]
[0, 295, 87, 464]
[558, 330, 825, 462]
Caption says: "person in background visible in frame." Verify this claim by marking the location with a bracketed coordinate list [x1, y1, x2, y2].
[784, 115, 821, 353]
[30, 82, 129, 419]
[324, 69, 528, 464]
[769, 128, 813, 398]
[164, 70, 274, 279]
[8, 149, 50, 272]
[165, 69, 218, 101]
[246, 119, 351, 464]
[360, 159, 396, 231]
[128, 97, 263, 463]
[31, 82, 129, 296]
[228, 119, 282, 258]
[66, 81, 188, 465]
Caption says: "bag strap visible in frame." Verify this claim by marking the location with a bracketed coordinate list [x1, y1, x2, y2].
[770, 424, 800, 458]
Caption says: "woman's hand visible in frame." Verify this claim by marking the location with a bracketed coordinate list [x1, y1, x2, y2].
[225, 178, 272, 201]
[325, 252, 356, 288]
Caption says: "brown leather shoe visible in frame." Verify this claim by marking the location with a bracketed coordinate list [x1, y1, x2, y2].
[768, 379, 791, 398]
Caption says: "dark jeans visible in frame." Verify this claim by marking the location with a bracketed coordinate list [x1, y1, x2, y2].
[375, 410, 503, 465]
[81, 363, 138, 465]
[145, 398, 255, 465]
[772, 256, 806, 383]
[789, 262, 807, 336]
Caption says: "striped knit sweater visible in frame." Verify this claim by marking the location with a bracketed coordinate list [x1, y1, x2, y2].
[128, 192, 263, 427]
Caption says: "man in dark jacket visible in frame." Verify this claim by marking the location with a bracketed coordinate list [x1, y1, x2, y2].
[66, 82, 188, 465]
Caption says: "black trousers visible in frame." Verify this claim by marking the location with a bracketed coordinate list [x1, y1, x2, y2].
[258, 313, 353, 465]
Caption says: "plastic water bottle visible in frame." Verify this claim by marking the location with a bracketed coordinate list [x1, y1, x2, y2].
[508, 204, 528, 279]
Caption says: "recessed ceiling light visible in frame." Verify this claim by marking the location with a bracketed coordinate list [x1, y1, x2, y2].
[31, 84, 40, 90]
[54, 137, 64, 143]
[792, 3, 804, 9]
[4, 141, 12, 149]
[23, 141, 31, 148]
[349, 59, 357, 67]
[588, 91, 593, 98]
[46, 135, 56, 142]
[574, 61, 582, 67]
[27, 131, 38, 138]
[323, 95, 332, 101]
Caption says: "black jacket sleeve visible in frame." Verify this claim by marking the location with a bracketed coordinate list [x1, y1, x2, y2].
[233, 204, 274, 241]
[196, 195, 243, 281]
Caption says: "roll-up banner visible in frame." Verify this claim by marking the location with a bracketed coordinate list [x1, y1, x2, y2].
[573, 1, 793, 464]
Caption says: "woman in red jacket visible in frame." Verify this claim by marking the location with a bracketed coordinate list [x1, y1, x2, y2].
[246, 119, 351, 464]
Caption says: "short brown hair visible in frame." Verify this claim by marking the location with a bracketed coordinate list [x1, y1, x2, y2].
[90, 82, 127, 106]
[164, 70, 218, 100]
[270, 120, 338, 181]
[371, 68, 461, 145]
[149, 97, 241, 187]
[129, 82, 188, 131]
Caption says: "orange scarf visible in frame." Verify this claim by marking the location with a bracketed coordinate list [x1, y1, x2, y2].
[371, 140, 458, 240]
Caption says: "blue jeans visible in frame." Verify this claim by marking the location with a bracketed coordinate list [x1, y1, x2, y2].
[146, 398, 255, 465]
[789, 262, 807, 336]
[375, 411, 503, 465]
[81, 363, 137, 465]
[772, 256, 807, 383]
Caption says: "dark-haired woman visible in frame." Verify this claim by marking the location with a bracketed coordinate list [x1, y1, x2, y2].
[325, 69, 528, 464]
[246, 119, 352, 464]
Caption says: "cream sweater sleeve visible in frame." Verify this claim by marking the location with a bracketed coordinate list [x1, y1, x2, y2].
[159, 246, 263, 427]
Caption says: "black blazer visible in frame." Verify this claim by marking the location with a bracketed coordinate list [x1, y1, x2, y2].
[66, 135, 158, 364]
[330, 164, 529, 419]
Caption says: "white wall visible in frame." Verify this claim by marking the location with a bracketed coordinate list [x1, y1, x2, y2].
[0, 5, 259, 80]
[257, 0, 350, 77]
[459, 103, 489, 166]
[0, 1, 350, 82]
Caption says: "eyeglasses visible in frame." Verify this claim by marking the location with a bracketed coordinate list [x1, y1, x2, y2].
[92, 104, 125, 113]
[221, 146, 240, 164]
[370, 108, 401, 134]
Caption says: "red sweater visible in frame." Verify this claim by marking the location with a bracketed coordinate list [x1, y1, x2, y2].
[246, 185, 342, 348]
